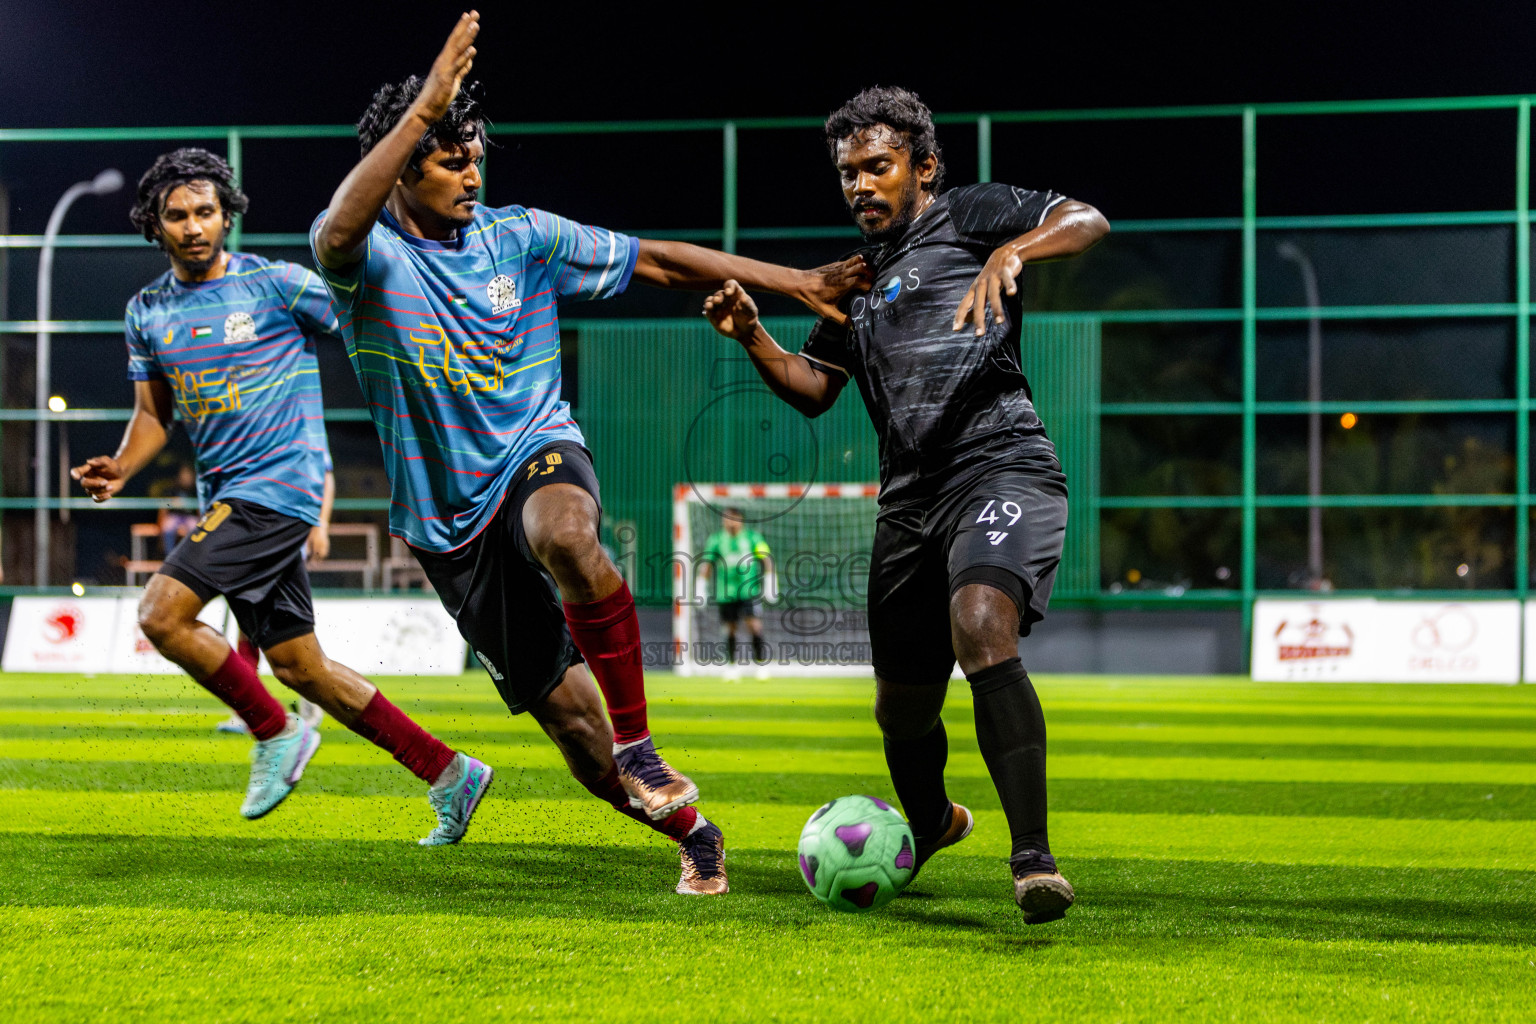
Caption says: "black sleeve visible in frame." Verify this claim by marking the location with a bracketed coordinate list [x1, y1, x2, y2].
[948, 182, 1067, 247]
[798, 316, 852, 377]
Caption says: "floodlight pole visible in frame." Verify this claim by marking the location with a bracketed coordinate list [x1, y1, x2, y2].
[34, 169, 123, 588]
[1277, 242, 1324, 586]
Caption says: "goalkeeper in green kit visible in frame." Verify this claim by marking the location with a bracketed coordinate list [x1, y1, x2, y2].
[696, 507, 777, 679]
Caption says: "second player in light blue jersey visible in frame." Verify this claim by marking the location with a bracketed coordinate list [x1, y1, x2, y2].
[312, 12, 870, 895]
[75, 148, 492, 840]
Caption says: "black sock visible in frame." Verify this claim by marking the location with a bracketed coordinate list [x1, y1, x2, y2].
[883, 719, 951, 841]
[968, 657, 1050, 861]
[751, 633, 768, 662]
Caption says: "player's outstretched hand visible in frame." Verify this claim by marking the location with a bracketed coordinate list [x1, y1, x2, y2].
[413, 11, 480, 125]
[952, 245, 1025, 336]
[70, 455, 125, 504]
[799, 254, 872, 324]
[703, 280, 760, 342]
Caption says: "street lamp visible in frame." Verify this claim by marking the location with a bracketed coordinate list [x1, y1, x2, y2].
[1276, 241, 1327, 589]
[35, 168, 123, 588]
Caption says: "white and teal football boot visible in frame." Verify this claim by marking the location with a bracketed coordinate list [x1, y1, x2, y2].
[239, 713, 321, 819]
[419, 752, 495, 846]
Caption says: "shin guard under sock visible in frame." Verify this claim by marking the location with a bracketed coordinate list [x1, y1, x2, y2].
[883, 719, 952, 841]
[350, 690, 457, 783]
[562, 582, 649, 744]
[199, 649, 287, 741]
[583, 765, 698, 840]
[968, 657, 1051, 858]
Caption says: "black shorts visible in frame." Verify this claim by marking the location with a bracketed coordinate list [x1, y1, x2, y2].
[868, 454, 1068, 685]
[411, 441, 598, 715]
[718, 599, 762, 624]
[157, 498, 316, 649]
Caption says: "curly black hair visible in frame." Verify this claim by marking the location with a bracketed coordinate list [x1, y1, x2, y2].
[356, 76, 487, 167]
[129, 148, 249, 245]
[824, 86, 945, 193]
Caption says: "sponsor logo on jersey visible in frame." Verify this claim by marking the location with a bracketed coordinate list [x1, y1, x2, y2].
[850, 268, 921, 324]
[223, 312, 257, 343]
[487, 274, 521, 314]
[190, 325, 213, 339]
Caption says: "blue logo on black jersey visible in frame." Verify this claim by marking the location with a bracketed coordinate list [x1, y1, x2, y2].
[881, 275, 902, 303]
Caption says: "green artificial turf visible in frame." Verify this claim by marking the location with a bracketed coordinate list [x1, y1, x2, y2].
[1, 671, 1533, 1022]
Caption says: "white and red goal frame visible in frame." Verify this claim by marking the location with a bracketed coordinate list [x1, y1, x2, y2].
[671, 482, 880, 677]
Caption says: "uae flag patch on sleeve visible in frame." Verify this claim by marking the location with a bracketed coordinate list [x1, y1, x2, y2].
[190, 325, 213, 339]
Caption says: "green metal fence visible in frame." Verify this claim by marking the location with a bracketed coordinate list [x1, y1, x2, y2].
[4, 97, 1534, 653]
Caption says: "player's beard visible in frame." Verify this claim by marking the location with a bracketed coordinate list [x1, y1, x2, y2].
[442, 190, 480, 230]
[170, 233, 225, 278]
[852, 177, 923, 245]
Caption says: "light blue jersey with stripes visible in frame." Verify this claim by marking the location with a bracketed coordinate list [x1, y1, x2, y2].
[125, 253, 338, 524]
[309, 203, 638, 552]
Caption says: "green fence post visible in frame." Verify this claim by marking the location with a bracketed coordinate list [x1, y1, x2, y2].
[723, 122, 738, 254]
[1241, 107, 1258, 668]
[226, 129, 243, 251]
[977, 115, 992, 183]
[1518, 99, 1530, 603]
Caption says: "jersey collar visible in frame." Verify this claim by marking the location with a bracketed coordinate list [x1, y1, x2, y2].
[380, 205, 469, 252]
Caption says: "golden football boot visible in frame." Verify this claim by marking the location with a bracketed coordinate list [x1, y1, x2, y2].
[907, 802, 974, 883]
[676, 819, 728, 895]
[614, 737, 700, 820]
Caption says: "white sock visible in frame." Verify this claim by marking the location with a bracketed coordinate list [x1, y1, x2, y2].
[431, 753, 465, 791]
[686, 814, 709, 837]
[613, 735, 651, 756]
[273, 715, 300, 739]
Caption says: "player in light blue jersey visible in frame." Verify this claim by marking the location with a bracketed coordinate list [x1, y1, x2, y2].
[75, 149, 492, 840]
[312, 12, 869, 895]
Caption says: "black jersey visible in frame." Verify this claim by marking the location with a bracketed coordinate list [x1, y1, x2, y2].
[800, 182, 1067, 509]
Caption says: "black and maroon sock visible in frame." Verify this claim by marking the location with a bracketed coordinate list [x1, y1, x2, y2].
[199, 648, 287, 741]
[562, 581, 649, 744]
[349, 690, 457, 784]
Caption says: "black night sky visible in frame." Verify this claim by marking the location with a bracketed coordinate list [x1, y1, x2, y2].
[5, 1, 1536, 590]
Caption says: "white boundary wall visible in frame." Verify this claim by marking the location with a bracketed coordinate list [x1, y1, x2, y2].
[3, 596, 465, 675]
[1252, 598, 1524, 683]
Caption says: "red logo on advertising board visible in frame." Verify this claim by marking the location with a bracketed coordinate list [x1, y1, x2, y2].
[1274, 609, 1353, 662]
[44, 605, 83, 644]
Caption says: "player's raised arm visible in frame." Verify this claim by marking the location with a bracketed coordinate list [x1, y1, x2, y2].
[71, 379, 175, 503]
[314, 11, 480, 268]
[702, 281, 847, 417]
[636, 241, 871, 323]
[952, 199, 1109, 336]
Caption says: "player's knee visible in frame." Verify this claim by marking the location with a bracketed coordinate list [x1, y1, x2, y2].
[548, 706, 604, 758]
[949, 587, 1019, 672]
[265, 648, 320, 691]
[137, 596, 190, 650]
[532, 516, 600, 574]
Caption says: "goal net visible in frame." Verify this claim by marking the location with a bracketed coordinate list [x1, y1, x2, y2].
[671, 483, 879, 676]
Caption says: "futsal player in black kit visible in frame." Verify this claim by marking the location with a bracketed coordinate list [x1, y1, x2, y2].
[703, 87, 1108, 924]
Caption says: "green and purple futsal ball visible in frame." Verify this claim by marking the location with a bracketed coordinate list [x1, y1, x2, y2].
[797, 795, 915, 912]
